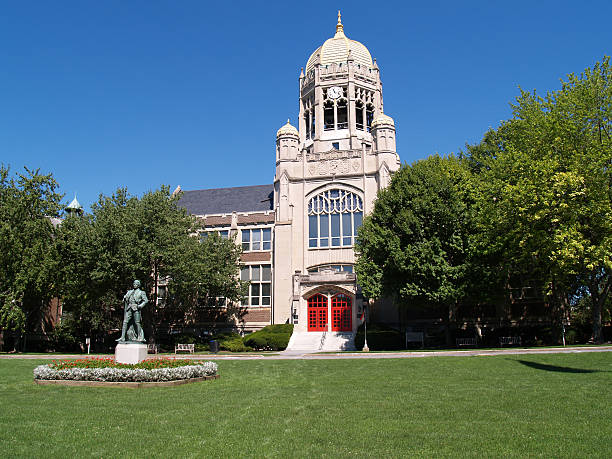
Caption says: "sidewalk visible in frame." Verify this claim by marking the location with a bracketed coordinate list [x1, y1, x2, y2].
[2, 345, 612, 360]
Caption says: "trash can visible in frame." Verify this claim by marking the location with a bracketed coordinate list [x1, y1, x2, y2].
[209, 340, 219, 353]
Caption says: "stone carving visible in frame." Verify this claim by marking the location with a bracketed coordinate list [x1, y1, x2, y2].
[117, 280, 148, 343]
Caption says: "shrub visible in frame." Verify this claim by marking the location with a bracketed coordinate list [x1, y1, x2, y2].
[243, 324, 293, 351]
[354, 323, 403, 351]
[213, 333, 252, 352]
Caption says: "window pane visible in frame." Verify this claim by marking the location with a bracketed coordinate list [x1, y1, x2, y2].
[331, 214, 340, 246]
[251, 297, 259, 306]
[309, 215, 318, 238]
[242, 230, 250, 242]
[262, 296, 270, 305]
[252, 266, 260, 281]
[342, 212, 351, 235]
[343, 265, 353, 273]
[309, 239, 317, 248]
[263, 228, 271, 241]
[199, 232, 208, 242]
[262, 283, 270, 296]
[320, 214, 329, 237]
[220, 230, 229, 239]
[240, 267, 249, 281]
[354, 211, 363, 231]
[252, 230, 261, 250]
[262, 265, 271, 281]
[263, 241, 271, 250]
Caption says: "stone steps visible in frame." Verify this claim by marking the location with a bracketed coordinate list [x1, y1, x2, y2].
[286, 331, 356, 352]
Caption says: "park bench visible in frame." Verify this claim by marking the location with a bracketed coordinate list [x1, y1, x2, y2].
[405, 331, 424, 348]
[175, 343, 195, 354]
[147, 344, 159, 354]
[456, 337, 478, 347]
[499, 336, 521, 346]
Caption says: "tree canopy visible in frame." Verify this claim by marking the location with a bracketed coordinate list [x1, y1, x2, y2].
[55, 186, 245, 345]
[0, 166, 62, 336]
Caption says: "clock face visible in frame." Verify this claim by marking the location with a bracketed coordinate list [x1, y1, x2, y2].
[328, 86, 343, 99]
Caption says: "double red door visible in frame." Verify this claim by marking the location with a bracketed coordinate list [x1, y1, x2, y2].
[308, 294, 327, 331]
[331, 294, 352, 332]
[307, 293, 352, 332]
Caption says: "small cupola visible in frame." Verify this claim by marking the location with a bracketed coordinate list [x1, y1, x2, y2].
[276, 119, 299, 161]
[65, 195, 84, 216]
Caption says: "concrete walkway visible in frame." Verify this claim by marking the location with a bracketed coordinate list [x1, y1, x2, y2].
[2, 346, 612, 361]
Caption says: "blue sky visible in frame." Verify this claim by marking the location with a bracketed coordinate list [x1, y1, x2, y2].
[1, 0, 611, 211]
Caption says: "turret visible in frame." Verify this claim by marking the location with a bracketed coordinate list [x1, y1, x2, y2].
[371, 112, 396, 152]
[65, 195, 83, 216]
[276, 119, 299, 162]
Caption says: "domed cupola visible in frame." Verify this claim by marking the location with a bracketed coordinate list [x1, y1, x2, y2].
[276, 119, 299, 139]
[371, 112, 397, 153]
[371, 112, 395, 129]
[276, 119, 299, 161]
[305, 12, 373, 72]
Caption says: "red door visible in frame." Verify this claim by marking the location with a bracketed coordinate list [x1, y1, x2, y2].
[308, 294, 328, 331]
[331, 294, 352, 331]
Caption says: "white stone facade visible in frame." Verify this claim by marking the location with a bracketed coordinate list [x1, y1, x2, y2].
[179, 15, 400, 349]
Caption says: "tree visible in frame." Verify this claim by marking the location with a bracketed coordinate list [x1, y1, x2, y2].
[467, 57, 612, 342]
[56, 186, 245, 346]
[0, 166, 62, 346]
[355, 155, 475, 343]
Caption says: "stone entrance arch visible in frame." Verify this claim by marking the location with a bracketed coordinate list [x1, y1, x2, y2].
[305, 290, 353, 332]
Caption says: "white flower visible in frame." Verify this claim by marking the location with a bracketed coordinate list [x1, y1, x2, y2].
[33, 361, 218, 382]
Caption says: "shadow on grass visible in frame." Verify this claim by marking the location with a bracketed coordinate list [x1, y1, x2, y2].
[515, 359, 602, 373]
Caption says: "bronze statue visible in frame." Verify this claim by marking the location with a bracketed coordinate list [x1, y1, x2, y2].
[117, 280, 148, 343]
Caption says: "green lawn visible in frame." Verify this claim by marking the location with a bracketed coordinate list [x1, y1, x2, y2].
[1, 353, 611, 458]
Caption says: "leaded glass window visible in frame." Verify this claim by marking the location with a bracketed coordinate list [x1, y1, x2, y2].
[308, 189, 363, 248]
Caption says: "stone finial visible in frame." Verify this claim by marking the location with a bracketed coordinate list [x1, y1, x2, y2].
[300, 67, 304, 78]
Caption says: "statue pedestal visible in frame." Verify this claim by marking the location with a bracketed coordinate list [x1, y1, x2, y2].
[115, 343, 148, 364]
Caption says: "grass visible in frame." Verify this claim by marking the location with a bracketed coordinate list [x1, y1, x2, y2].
[1, 353, 612, 458]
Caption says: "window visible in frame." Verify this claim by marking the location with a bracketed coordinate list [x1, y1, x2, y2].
[366, 104, 374, 132]
[311, 110, 315, 137]
[324, 99, 335, 131]
[241, 227, 272, 251]
[200, 230, 229, 242]
[332, 142, 340, 150]
[356, 100, 364, 130]
[304, 111, 311, 140]
[308, 264, 353, 273]
[240, 264, 271, 306]
[336, 98, 348, 129]
[308, 189, 363, 248]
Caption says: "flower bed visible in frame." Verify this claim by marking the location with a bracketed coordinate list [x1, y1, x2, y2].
[34, 357, 218, 383]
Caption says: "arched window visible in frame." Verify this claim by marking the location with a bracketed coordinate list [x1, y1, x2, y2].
[336, 98, 348, 129]
[355, 100, 364, 131]
[366, 103, 374, 132]
[308, 189, 363, 248]
[324, 100, 335, 131]
[304, 110, 311, 140]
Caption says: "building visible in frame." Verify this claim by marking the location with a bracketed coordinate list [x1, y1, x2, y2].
[178, 13, 400, 351]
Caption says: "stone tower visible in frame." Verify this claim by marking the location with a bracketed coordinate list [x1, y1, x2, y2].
[273, 13, 401, 350]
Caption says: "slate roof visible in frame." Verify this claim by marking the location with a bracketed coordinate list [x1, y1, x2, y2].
[177, 184, 274, 216]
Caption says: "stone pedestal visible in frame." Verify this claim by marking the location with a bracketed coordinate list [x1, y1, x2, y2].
[115, 343, 148, 364]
